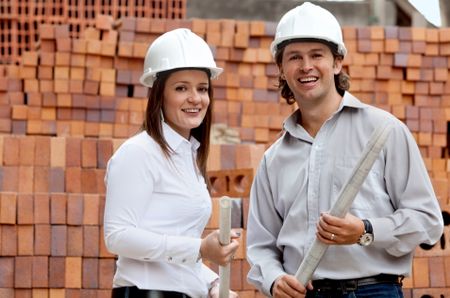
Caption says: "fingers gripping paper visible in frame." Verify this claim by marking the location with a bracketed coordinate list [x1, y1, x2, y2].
[295, 122, 393, 285]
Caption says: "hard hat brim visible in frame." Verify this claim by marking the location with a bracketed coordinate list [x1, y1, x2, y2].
[270, 35, 347, 58]
[139, 66, 223, 88]
[270, 36, 347, 58]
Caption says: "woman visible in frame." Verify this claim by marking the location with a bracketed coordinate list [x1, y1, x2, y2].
[104, 28, 240, 298]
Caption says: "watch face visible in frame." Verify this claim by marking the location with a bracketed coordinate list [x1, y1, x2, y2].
[359, 233, 374, 246]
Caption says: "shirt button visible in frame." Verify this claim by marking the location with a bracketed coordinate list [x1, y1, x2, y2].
[182, 258, 186, 263]
[168, 256, 173, 261]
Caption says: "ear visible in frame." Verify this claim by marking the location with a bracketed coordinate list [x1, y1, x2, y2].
[277, 64, 286, 81]
[333, 57, 343, 75]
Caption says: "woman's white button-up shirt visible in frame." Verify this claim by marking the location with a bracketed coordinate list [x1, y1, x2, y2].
[104, 123, 217, 297]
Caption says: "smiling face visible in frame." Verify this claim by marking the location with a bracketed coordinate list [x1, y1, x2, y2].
[162, 69, 210, 139]
[280, 41, 342, 107]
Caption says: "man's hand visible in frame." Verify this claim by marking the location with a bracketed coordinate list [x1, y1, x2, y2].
[272, 274, 312, 298]
[316, 212, 365, 245]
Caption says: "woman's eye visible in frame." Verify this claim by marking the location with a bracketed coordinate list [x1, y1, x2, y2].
[198, 87, 208, 93]
[175, 86, 187, 91]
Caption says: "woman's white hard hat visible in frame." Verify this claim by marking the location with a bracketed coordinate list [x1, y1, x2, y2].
[140, 28, 223, 87]
[270, 1, 347, 57]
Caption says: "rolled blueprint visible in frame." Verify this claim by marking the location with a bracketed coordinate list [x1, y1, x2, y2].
[219, 196, 232, 298]
[295, 122, 393, 285]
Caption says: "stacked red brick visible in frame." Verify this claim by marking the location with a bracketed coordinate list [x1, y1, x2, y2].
[0, 0, 186, 64]
[0, 14, 449, 298]
[0, 135, 115, 298]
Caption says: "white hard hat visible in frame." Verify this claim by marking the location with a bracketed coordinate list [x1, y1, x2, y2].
[270, 2, 347, 57]
[140, 28, 223, 87]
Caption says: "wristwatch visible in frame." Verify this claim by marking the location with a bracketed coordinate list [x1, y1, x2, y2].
[357, 219, 374, 246]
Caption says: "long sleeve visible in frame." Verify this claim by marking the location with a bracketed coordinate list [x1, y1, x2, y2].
[103, 129, 213, 297]
[246, 93, 445, 289]
[370, 122, 444, 256]
[103, 141, 201, 264]
[246, 156, 286, 296]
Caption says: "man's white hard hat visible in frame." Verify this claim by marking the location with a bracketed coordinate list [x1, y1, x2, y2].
[140, 28, 223, 87]
[270, 2, 347, 57]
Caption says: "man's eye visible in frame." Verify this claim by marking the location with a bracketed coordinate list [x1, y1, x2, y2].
[289, 55, 299, 60]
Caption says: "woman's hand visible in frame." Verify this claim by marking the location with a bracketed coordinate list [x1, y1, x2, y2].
[200, 229, 241, 266]
[208, 280, 239, 298]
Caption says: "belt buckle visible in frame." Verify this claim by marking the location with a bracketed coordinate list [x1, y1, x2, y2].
[343, 280, 357, 292]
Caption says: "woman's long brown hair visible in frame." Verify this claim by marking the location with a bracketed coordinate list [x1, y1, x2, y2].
[141, 69, 213, 186]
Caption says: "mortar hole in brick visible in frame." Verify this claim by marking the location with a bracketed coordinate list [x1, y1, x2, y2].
[443, 211, 450, 251]
[210, 176, 228, 196]
[127, 85, 133, 97]
[210, 176, 218, 195]
[233, 175, 245, 193]
[447, 122, 450, 157]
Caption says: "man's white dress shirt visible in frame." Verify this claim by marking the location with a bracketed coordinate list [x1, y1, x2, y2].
[246, 92, 444, 296]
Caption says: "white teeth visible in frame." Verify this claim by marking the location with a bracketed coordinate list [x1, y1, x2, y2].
[183, 108, 200, 113]
[299, 77, 317, 83]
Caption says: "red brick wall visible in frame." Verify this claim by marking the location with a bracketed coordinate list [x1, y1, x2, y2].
[0, 1, 187, 64]
[0, 15, 449, 297]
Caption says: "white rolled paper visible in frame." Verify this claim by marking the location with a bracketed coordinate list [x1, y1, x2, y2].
[219, 196, 232, 298]
[295, 122, 393, 285]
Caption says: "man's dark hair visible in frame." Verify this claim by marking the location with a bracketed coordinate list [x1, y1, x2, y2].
[274, 38, 350, 104]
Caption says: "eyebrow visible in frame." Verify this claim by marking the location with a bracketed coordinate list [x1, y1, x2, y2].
[285, 47, 326, 55]
[171, 81, 209, 86]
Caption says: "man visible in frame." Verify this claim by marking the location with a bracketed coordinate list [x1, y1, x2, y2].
[246, 2, 444, 298]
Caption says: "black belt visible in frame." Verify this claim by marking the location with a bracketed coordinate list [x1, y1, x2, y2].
[111, 287, 191, 298]
[311, 274, 403, 293]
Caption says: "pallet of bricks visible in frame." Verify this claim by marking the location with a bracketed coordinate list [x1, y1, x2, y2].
[0, 11, 450, 298]
[0, 0, 186, 64]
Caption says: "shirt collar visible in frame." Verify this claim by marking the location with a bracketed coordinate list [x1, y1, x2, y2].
[283, 91, 367, 138]
[337, 91, 366, 111]
[162, 121, 201, 152]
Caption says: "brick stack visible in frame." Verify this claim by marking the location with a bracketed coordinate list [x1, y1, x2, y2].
[0, 142, 255, 297]
[0, 13, 449, 298]
[0, 0, 186, 64]
[0, 135, 114, 298]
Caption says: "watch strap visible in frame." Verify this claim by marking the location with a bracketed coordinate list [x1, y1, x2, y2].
[362, 219, 373, 234]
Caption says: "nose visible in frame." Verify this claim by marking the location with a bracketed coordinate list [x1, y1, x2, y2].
[300, 58, 313, 73]
[187, 90, 202, 104]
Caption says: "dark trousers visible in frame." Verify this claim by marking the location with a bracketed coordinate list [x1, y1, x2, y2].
[306, 283, 403, 298]
[111, 287, 191, 298]
[306, 274, 403, 298]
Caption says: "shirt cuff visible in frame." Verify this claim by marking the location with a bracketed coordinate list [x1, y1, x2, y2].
[369, 217, 392, 245]
[164, 235, 202, 264]
[262, 268, 285, 297]
[201, 263, 219, 287]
